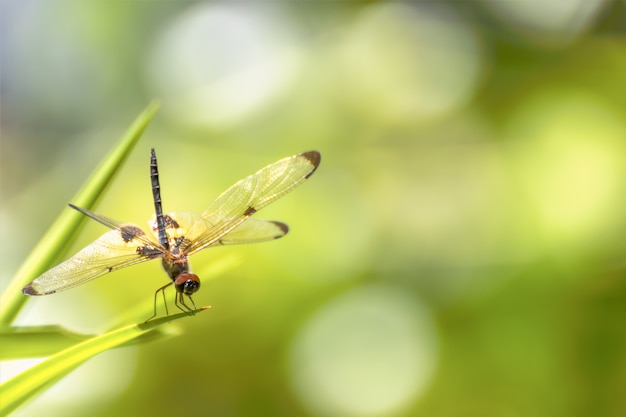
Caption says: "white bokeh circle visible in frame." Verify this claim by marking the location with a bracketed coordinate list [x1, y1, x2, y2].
[289, 284, 438, 417]
[147, 3, 303, 129]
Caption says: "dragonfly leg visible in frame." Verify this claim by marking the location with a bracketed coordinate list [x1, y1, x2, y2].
[175, 292, 197, 316]
[144, 282, 173, 322]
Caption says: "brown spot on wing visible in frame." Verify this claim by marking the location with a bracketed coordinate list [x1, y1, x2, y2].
[136, 246, 163, 259]
[272, 221, 289, 236]
[302, 151, 321, 179]
[163, 214, 179, 229]
[173, 236, 189, 248]
[244, 206, 257, 216]
[120, 225, 146, 243]
[22, 284, 48, 295]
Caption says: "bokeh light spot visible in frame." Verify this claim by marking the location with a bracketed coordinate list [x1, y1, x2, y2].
[289, 285, 437, 417]
[147, 3, 302, 129]
[483, 0, 609, 46]
[505, 90, 626, 249]
[334, 3, 483, 125]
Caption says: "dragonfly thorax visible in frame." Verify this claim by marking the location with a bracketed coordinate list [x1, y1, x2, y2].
[174, 272, 200, 295]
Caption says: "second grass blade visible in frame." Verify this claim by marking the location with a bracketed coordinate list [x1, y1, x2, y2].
[0, 102, 160, 326]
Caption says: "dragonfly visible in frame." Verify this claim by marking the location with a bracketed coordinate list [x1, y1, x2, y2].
[22, 149, 321, 319]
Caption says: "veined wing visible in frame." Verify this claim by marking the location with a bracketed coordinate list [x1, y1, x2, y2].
[165, 212, 289, 247]
[22, 224, 161, 296]
[218, 218, 288, 245]
[183, 151, 320, 255]
[70, 204, 168, 252]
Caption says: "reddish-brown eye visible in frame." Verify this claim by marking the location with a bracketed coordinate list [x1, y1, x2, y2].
[174, 273, 200, 295]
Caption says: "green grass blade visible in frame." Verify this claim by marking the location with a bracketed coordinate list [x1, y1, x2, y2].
[0, 326, 179, 360]
[0, 326, 91, 360]
[0, 307, 207, 416]
[0, 303, 212, 360]
[0, 102, 160, 327]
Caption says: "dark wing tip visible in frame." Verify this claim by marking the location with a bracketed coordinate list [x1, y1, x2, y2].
[22, 284, 43, 296]
[302, 150, 321, 167]
[301, 151, 321, 178]
[272, 221, 290, 238]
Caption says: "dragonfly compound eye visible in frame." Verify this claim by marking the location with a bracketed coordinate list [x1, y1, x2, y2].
[174, 273, 201, 295]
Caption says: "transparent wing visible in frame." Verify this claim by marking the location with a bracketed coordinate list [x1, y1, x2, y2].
[70, 204, 166, 251]
[217, 218, 288, 245]
[182, 151, 320, 254]
[22, 224, 161, 296]
[167, 212, 288, 247]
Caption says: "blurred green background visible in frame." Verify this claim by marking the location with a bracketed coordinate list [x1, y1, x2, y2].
[2, 1, 626, 416]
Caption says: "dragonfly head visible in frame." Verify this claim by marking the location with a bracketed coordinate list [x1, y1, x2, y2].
[174, 272, 201, 295]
